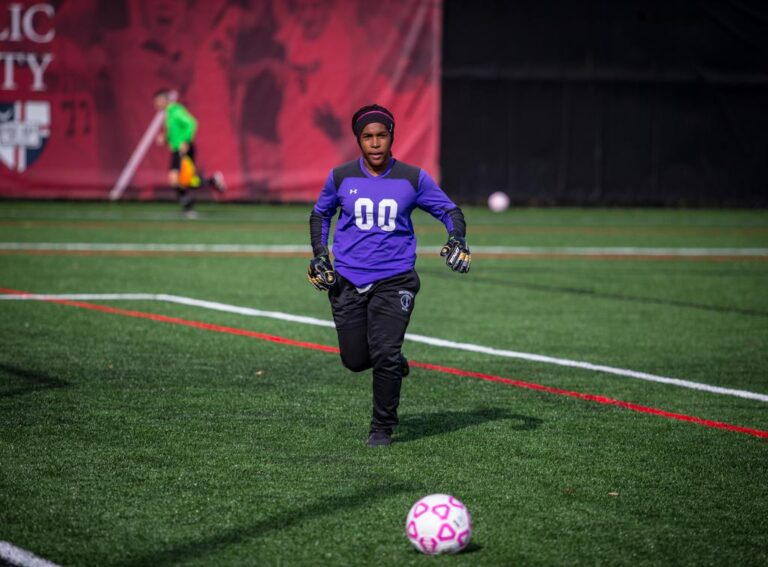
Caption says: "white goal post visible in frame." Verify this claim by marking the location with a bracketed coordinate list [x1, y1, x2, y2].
[108, 90, 178, 201]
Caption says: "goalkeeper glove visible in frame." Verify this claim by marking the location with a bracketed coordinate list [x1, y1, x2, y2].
[440, 236, 471, 274]
[308, 251, 336, 291]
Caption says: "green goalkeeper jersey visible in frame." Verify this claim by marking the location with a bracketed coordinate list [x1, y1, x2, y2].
[165, 102, 198, 151]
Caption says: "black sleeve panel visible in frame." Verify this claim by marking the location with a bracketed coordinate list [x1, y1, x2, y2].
[447, 207, 466, 238]
[332, 160, 365, 190]
[389, 160, 421, 190]
[309, 210, 329, 257]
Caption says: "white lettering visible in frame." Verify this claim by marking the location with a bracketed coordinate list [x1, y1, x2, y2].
[0, 4, 23, 42]
[23, 4, 55, 43]
[354, 197, 375, 230]
[0, 122, 42, 147]
[0, 52, 53, 91]
[378, 199, 398, 232]
[0, 3, 54, 43]
[353, 198, 399, 232]
[0, 3, 56, 91]
[26, 52, 52, 90]
[0, 52, 23, 90]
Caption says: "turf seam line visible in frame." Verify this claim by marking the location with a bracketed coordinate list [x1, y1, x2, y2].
[2, 291, 767, 404]
[1, 242, 768, 259]
[0, 541, 61, 567]
[2, 289, 766, 439]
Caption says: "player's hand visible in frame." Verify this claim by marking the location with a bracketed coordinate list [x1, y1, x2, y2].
[155, 133, 166, 146]
[308, 254, 336, 291]
[440, 236, 471, 273]
[178, 142, 189, 155]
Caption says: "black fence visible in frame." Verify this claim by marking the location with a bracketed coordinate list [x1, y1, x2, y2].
[441, 0, 768, 206]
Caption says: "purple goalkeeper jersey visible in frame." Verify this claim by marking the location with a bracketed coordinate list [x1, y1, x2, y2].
[313, 158, 459, 287]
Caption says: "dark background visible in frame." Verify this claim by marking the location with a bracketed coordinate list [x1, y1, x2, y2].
[441, 0, 768, 206]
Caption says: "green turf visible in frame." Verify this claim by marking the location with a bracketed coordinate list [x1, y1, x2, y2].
[1, 201, 767, 566]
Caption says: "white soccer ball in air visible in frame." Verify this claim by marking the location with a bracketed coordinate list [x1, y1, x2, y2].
[487, 191, 510, 212]
[405, 493, 472, 555]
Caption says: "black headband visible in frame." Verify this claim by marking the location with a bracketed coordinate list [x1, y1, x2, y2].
[353, 109, 395, 138]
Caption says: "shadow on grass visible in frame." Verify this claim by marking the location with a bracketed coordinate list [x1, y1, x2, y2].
[119, 481, 419, 567]
[0, 363, 69, 398]
[408, 540, 484, 556]
[462, 541, 484, 554]
[396, 408, 542, 443]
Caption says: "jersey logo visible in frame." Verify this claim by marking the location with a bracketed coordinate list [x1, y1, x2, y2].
[349, 188, 358, 194]
[399, 290, 414, 312]
[0, 101, 51, 172]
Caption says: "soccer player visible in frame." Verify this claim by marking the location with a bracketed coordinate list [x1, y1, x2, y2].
[308, 104, 471, 447]
[152, 89, 226, 218]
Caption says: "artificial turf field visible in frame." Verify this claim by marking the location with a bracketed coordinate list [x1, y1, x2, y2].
[1, 201, 767, 566]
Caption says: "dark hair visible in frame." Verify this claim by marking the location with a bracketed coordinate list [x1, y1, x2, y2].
[351, 104, 395, 138]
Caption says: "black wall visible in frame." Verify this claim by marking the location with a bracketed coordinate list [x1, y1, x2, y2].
[441, 0, 768, 206]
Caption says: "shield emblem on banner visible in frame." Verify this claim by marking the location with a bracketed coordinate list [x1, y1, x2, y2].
[0, 101, 51, 173]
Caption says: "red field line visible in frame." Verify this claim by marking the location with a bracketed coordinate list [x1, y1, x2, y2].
[2, 287, 766, 440]
[47, 298, 339, 353]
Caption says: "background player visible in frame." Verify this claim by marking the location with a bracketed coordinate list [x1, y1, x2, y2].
[308, 104, 471, 447]
[152, 89, 226, 218]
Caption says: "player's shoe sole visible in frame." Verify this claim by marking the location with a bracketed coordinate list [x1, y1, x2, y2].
[366, 431, 392, 447]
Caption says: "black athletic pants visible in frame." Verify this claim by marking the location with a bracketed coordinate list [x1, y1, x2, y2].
[328, 270, 420, 434]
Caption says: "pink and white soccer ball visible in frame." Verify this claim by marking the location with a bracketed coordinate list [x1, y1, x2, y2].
[405, 493, 472, 555]
[487, 191, 510, 212]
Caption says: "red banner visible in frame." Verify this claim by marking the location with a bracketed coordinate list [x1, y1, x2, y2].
[0, 0, 441, 201]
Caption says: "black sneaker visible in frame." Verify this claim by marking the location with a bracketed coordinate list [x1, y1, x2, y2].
[400, 354, 410, 378]
[366, 431, 392, 447]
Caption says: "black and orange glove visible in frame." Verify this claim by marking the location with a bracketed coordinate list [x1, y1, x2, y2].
[308, 251, 336, 291]
[440, 236, 471, 274]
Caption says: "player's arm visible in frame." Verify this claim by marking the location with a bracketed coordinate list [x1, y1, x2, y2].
[415, 170, 471, 274]
[308, 172, 339, 291]
[416, 169, 472, 274]
[439, 208, 471, 274]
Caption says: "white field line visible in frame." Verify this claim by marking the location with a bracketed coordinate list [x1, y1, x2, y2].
[475, 246, 768, 256]
[0, 541, 61, 567]
[1, 242, 768, 256]
[3, 293, 768, 404]
[0, 243, 310, 253]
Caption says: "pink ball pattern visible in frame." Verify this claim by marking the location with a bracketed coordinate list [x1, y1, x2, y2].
[405, 494, 472, 555]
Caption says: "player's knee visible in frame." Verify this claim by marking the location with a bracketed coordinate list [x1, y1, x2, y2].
[370, 348, 401, 372]
[340, 352, 371, 373]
